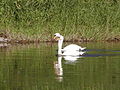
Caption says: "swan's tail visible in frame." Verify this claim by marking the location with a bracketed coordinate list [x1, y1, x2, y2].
[81, 47, 86, 50]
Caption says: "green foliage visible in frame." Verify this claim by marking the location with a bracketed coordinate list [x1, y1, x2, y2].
[0, 0, 120, 41]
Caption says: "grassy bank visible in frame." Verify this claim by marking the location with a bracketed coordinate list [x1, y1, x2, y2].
[0, 0, 120, 42]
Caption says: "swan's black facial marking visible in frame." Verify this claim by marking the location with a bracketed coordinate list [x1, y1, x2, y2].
[54, 36, 60, 41]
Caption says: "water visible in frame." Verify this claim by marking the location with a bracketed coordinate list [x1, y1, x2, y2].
[0, 42, 120, 90]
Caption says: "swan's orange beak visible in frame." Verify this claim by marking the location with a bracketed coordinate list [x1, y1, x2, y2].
[54, 36, 60, 41]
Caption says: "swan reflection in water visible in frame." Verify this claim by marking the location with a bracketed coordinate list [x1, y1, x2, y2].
[54, 56, 63, 82]
[0, 43, 8, 48]
[54, 52, 85, 82]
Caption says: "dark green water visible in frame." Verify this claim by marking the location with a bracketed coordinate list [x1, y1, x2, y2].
[0, 42, 120, 90]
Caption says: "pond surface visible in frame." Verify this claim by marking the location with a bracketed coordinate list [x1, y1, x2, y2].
[0, 42, 120, 90]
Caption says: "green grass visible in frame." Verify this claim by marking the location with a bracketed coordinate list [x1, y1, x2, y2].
[0, 0, 120, 41]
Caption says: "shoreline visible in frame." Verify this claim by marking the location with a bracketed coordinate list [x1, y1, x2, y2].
[0, 32, 120, 44]
[0, 37, 120, 44]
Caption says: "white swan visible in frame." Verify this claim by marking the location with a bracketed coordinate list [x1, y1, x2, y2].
[54, 33, 86, 56]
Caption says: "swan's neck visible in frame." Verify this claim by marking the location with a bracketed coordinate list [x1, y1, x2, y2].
[58, 36, 63, 55]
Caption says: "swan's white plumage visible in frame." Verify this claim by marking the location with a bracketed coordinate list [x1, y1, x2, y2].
[62, 44, 86, 51]
[54, 33, 86, 56]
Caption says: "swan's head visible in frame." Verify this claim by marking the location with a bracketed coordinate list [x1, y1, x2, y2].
[54, 33, 63, 41]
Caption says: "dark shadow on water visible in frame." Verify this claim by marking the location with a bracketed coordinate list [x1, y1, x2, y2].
[83, 53, 120, 57]
[85, 49, 120, 52]
[83, 49, 120, 57]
